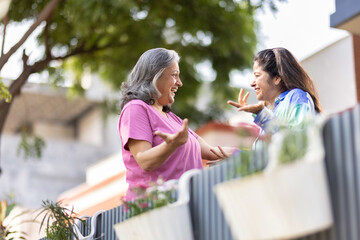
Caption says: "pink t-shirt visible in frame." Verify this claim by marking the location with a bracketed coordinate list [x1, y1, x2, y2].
[118, 99, 203, 200]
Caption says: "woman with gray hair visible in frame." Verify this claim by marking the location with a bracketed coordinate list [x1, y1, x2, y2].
[119, 48, 236, 200]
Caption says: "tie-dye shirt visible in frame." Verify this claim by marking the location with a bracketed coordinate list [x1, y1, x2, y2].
[253, 88, 316, 133]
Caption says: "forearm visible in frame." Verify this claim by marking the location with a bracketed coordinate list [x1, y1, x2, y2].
[197, 136, 217, 160]
[202, 148, 219, 161]
[132, 141, 179, 171]
[198, 137, 237, 160]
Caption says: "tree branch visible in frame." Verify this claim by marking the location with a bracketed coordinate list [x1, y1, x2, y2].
[0, 40, 125, 139]
[0, 56, 51, 136]
[1, 13, 8, 57]
[0, 0, 63, 71]
[44, 20, 52, 59]
[53, 42, 127, 61]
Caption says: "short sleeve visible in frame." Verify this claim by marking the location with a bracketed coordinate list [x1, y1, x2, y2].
[119, 102, 153, 150]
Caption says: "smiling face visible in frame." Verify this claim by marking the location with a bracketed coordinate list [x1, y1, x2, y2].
[251, 61, 282, 107]
[154, 61, 182, 109]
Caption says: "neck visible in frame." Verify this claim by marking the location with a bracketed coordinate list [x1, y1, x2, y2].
[268, 90, 284, 110]
[152, 103, 167, 116]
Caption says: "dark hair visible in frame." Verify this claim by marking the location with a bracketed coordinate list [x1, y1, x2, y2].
[119, 48, 180, 112]
[254, 47, 322, 112]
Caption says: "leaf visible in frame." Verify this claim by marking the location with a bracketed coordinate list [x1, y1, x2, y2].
[0, 80, 12, 103]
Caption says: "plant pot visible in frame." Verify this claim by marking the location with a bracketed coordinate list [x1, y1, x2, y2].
[113, 201, 192, 240]
[113, 169, 200, 240]
[214, 122, 333, 240]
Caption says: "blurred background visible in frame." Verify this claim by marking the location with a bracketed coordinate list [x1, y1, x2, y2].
[0, 0, 358, 238]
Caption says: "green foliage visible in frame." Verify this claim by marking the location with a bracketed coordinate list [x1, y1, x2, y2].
[37, 200, 83, 240]
[232, 150, 265, 179]
[278, 129, 308, 164]
[0, 80, 12, 103]
[16, 126, 46, 160]
[4, 0, 284, 125]
[122, 178, 177, 219]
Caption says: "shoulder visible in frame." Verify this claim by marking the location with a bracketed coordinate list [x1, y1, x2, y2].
[120, 99, 152, 119]
[285, 88, 310, 104]
[123, 99, 149, 109]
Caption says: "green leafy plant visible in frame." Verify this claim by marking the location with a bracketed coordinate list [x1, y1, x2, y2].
[234, 116, 315, 177]
[277, 129, 308, 164]
[37, 200, 84, 240]
[16, 126, 46, 160]
[234, 150, 256, 177]
[122, 178, 177, 218]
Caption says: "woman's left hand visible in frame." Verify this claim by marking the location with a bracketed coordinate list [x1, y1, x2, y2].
[210, 146, 237, 159]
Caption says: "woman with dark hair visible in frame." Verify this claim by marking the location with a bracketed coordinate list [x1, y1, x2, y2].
[119, 48, 236, 200]
[228, 47, 321, 133]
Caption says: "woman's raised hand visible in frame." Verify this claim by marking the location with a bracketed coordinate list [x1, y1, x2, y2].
[227, 88, 249, 109]
[155, 118, 189, 148]
[227, 88, 264, 114]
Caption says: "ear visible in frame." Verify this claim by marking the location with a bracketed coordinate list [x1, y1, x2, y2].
[274, 76, 281, 86]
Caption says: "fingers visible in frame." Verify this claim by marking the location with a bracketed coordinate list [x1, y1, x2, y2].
[243, 92, 250, 103]
[238, 88, 244, 102]
[217, 146, 230, 158]
[227, 100, 241, 108]
[155, 130, 169, 141]
[181, 118, 188, 132]
[210, 146, 226, 159]
[206, 159, 222, 166]
[238, 101, 265, 114]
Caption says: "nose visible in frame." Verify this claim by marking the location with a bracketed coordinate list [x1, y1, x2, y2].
[250, 79, 256, 88]
[176, 77, 183, 87]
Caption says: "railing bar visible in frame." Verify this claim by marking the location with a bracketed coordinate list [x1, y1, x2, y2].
[342, 111, 359, 239]
[192, 175, 200, 240]
[351, 105, 360, 239]
[215, 164, 222, 240]
[204, 170, 210, 240]
[209, 167, 215, 240]
[330, 116, 348, 240]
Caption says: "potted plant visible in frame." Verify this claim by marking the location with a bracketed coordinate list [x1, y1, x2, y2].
[214, 117, 333, 240]
[37, 200, 84, 240]
[113, 169, 200, 240]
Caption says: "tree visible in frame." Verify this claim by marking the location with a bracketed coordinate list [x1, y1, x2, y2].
[0, 0, 284, 164]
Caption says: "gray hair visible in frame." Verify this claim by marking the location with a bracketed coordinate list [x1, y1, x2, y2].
[119, 48, 180, 111]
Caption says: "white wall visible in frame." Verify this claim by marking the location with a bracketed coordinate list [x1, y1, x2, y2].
[34, 121, 74, 140]
[78, 108, 103, 146]
[301, 36, 357, 114]
[0, 134, 113, 209]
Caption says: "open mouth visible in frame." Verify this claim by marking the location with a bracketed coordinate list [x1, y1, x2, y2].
[171, 88, 177, 96]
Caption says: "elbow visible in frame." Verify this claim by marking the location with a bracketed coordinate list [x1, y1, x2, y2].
[138, 161, 159, 172]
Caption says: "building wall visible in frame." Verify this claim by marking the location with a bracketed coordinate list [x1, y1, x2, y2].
[0, 134, 114, 209]
[34, 121, 74, 140]
[301, 35, 357, 114]
[78, 108, 103, 146]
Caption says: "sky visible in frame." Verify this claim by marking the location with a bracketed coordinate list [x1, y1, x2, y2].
[1, 0, 349, 84]
[231, 0, 349, 87]
[257, 0, 347, 60]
